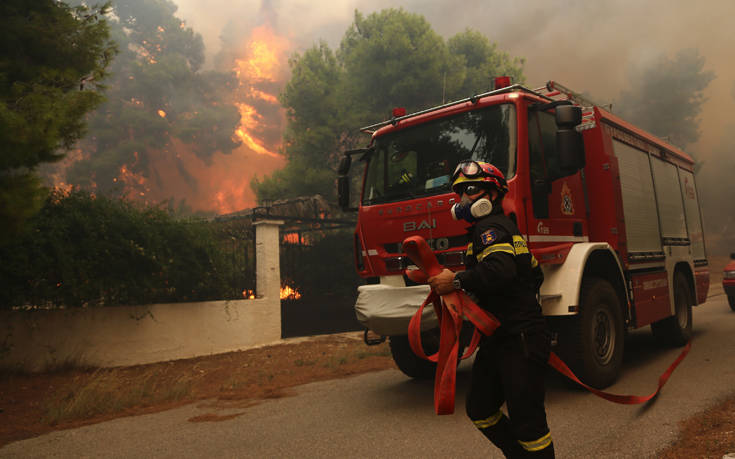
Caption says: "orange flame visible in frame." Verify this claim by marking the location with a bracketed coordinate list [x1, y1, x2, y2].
[142, 139, 283, 214]
[280, 285, 302, 300]
[282, 232, 301, 244]
[234, 35, 282, 81]
[232, 24, 289, 160]
[117, 164, 149, 198]
[242, 286, 302, 300]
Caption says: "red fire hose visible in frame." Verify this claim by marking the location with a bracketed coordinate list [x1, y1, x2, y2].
[402, 235, 691, 415]
[404, 236, 500, 415]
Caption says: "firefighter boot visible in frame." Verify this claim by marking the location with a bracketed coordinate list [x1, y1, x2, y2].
[518, 433, 555, 458]
[472, 411, 525, 458]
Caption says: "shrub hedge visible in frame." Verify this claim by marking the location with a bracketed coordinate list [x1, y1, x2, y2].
[0, 191, 252, 309]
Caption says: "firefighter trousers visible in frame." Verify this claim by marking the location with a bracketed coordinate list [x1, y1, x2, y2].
[465, 330, 553, 458]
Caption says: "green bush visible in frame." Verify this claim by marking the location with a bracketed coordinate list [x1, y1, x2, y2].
[0, 190, 251, 309]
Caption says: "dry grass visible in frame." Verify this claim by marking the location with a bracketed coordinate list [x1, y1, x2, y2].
[0, 334, 394, 447]
[658, 396, 735, 458]
[43, 368, 194, 426]
[41, 339, 391, 426]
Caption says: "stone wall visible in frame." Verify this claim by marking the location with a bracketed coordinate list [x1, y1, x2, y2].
[0, 219, 285, 372]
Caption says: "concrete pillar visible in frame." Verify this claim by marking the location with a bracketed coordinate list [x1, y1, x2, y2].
[254, 219, 285, 300]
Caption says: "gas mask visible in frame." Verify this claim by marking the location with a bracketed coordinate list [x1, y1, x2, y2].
[450, 193, 493, 223]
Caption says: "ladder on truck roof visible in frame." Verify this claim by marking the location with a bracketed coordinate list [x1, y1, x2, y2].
[359, 83, 540, 134]
[360, 80, 605, 135]
[535, 80, 606, 111]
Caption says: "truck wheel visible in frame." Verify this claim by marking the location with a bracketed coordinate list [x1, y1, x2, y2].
[728, 295, 735, 312]
[389, 323, 472, 379]
[389, 332, 438, 379]
[556, 277, 624, 389]
[652, 272, 692, 346]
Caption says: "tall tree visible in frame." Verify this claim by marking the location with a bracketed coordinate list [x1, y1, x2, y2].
[338, 9, 459, 122]
[253, 9, 525, 203]
[447, 28, 525, 99]
[0, 0, 116, 243]
[260, 41, 344, 200]
[64, 0, 241, 202]
[616, 49, 715, 149]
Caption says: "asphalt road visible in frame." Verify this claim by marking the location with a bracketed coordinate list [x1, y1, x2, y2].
[2, 290, 734, 458]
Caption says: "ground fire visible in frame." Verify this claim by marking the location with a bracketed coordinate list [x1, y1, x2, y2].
[242, 286, 302, 300]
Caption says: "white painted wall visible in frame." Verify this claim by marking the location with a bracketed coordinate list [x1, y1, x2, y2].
[0, 219, 285, 372]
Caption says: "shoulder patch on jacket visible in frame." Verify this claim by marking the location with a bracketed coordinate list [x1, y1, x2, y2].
[480, 229, 497, 245]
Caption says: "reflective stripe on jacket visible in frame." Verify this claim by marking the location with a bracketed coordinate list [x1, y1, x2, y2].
[455, 210, 545, 337]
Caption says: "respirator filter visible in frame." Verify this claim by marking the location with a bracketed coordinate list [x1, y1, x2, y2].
[450, 196, 493, 223]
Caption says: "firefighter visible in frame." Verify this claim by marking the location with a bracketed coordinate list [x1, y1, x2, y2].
[428, 160, 554, 458]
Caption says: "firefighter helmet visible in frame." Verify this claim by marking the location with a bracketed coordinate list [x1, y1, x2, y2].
[451, 160, 509, 196]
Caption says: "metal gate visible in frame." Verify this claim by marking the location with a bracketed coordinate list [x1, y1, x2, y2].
[221, 196, 364, 337]
[210, 218, 257, 300]
[279, 221, 364, 338]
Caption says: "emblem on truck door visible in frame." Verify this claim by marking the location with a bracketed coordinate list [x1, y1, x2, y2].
[403, 219, 436, 232]
[561, 181, 575, 216]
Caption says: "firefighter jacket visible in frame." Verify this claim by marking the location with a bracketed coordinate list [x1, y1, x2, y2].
[454, 208, 545, 337]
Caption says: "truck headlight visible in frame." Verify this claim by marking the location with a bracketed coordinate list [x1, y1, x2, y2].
[724, 270, 735, 279]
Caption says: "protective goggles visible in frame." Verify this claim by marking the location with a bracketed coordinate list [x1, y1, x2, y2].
[455, 183, 487, 196]
[452, 160, 484, 181]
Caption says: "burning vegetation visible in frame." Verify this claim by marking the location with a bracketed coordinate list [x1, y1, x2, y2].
[233, 24, 290, 160]
[49, 2, 291, 215]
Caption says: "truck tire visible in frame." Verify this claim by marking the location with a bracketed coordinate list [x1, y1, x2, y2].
[651, 272, 692, 346]
[728, 295, 735, 312]
[555, 277, 625, 389]
[388, 326, 471, 379]
[389, 332, 438, 379]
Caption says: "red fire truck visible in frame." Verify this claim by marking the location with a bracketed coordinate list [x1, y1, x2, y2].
[337, 79, 710, 388]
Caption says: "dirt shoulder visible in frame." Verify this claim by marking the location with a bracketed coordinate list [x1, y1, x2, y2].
[0, 332, 393, 447]
[1, 332, 734, 456]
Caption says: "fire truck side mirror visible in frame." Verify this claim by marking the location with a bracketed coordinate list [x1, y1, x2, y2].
[555, 105, 582, 128]
[557, 130, 585, 173]
[555, 105, 585, 173]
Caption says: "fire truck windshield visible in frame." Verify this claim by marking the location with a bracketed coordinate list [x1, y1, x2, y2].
[362, 104, 516, 205]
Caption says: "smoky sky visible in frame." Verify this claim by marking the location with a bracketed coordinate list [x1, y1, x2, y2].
[174, 0, 734, 155]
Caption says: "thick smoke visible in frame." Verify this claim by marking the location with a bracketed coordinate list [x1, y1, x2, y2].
[176, 0, 732, 153]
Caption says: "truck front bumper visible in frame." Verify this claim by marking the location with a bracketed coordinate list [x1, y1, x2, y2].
[354, 284, 439, 336]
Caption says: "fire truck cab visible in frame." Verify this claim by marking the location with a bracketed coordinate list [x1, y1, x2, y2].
[338, 79, 709, 389]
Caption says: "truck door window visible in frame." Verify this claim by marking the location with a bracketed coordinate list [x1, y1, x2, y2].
[528, 109, 564, 218]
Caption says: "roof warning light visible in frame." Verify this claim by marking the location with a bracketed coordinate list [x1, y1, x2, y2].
[494, 76, 511, 89]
